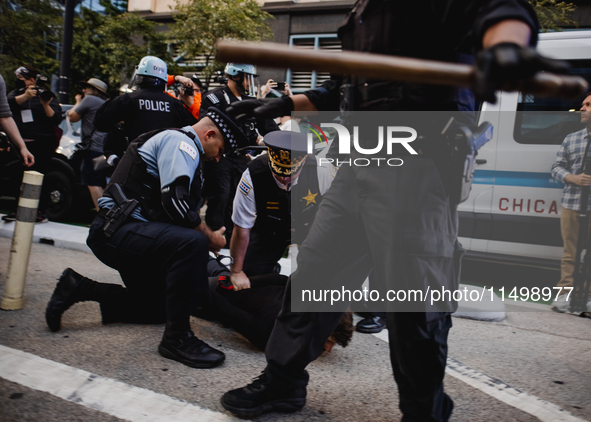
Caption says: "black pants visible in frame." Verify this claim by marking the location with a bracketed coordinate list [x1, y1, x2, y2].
[87, 216, 211, 332]
[243, 230, 289, 277]
[203, 154, 249, 238]
[264, 157, 460, 422]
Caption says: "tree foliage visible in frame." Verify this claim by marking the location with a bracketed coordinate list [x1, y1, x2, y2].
[0, 0, 63, 91]
[530, 0, 576, 31]
[171, 0, 273, 81]
[71, 7, 174, 98]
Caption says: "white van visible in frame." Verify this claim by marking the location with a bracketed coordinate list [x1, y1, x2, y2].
[459, 30, 591, 269]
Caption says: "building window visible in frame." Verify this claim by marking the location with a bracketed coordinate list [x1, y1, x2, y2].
[513, 59, 591, 145]
[287, 34, 341, 92]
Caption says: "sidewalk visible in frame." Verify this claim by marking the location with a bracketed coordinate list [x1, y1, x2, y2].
[0, 214, 91, 254]
[0, 214, 502, 319]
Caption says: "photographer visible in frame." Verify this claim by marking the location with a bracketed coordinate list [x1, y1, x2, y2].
[0, 75, 34, 168]
[68, 78, 109, 211]
[167, 74, 204, 119]
[4, 66, 62, 223]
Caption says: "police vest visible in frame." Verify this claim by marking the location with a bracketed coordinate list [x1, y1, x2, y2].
[105, 128, 203, 223]
[124, 89, 191, 142]
[249, 154, 321, 245]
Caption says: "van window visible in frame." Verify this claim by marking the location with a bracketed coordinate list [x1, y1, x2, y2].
[514, 59, 591, 145]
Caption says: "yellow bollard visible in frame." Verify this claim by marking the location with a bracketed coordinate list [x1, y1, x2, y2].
[1, 171, 44, 310]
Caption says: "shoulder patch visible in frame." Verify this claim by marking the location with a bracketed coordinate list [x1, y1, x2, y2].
[238, 179, 252, 196]
[179, 140, 197, 160]
[207, 93, 219, 104]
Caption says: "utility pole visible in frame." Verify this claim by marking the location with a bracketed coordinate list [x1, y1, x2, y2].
[58, 0, 76, 103]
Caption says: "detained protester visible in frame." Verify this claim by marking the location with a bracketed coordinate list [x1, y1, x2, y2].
[205, 256, 353, 352]
[45, 108, 248, 369]
[219, 1, 569, 421]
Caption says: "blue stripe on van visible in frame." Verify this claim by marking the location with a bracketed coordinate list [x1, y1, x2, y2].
[473, 170, 564, 189]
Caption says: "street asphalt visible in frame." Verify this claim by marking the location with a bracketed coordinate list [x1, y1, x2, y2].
[0, 217, 590, 422]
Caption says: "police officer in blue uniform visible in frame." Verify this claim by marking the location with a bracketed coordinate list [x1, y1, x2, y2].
[94, 56, 197, 150]
[220, 0, 568, 420]
[45, 108, 248, 369]
[228, 130, 336, 289]
[200, 63, 279, 245]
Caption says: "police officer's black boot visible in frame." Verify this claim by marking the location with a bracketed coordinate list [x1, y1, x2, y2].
[45, 268, 125, 332]
[221, 370, 307, 418]
[158, 327, 225, 369]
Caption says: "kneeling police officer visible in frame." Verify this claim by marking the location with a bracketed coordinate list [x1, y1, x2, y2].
[45, 108, 248, 369]
[229, 130, 336, 290]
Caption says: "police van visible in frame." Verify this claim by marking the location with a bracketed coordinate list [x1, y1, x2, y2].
[459, 30, 591, 269]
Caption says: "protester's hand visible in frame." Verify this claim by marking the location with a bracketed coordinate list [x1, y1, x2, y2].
[230, 270, 251, 291]
[284, 82, 293, 96]
[568, 173, 591, 186]
[180, 88, 195, 107]
[474, 42, 570, 104]
[20, 147, 34, 167]
[175, 75, 193, 88]
[260, 79, 277, 98]
[209, 226, 227, 252]
[226, 97, 294, 120]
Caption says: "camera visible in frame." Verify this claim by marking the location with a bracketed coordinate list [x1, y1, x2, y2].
[35, 74, 56, 101]
[183, 85, 194, 97]
[212, 71, 228, 85]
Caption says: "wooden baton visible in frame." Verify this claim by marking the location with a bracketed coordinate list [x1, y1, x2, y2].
[216, 40, 588, 100]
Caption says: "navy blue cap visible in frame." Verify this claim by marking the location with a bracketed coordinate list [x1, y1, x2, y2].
[264, 131, 309, 176]
[205, 107, 249, 153]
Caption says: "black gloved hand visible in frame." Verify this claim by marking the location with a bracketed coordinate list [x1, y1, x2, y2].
[474, 42, 570, 104]
[226, 96, 294, 120]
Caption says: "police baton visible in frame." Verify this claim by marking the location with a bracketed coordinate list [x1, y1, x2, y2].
[216, 40, 588, 100]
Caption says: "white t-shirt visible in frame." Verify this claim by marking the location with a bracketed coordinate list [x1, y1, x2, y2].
[232, 160, 337, 229]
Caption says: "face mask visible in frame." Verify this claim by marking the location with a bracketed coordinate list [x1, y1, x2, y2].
[15, 79, 25, 90]
[274, 176, 292, 191]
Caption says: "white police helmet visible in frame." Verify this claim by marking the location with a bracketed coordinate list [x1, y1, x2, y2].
[224, 63, 257, 77]
[224, 63, 259, 96]
[136, 56, 168, 82]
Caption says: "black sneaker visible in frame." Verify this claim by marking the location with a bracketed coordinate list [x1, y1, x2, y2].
[221, 372, 306, 418]
[356, 316, 386, 333]
[1, 212, 16, 222]
[158, 330, 225, 368]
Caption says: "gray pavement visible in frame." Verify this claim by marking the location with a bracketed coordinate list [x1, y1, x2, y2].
[0, 219, 590, 421]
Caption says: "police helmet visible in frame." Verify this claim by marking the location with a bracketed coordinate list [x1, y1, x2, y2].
[224, 63, 258, 96]
[136, 56, 168, 82]
[224, 63, 257, 77]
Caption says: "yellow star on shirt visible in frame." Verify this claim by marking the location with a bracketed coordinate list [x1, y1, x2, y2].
[302, 189, 318, 206]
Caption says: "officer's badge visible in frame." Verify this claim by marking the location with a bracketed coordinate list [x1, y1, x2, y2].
[302, 189, 318, 206]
